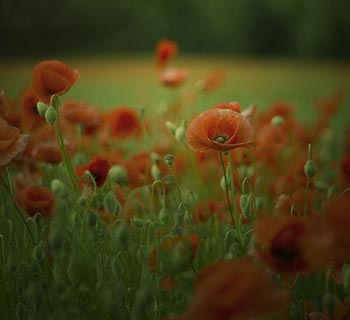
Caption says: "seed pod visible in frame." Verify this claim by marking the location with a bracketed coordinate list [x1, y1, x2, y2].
[271, 115, 285, 127]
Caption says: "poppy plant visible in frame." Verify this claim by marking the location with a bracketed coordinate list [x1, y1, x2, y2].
[14, 185, 56, 218]
[31, 60, 80, 99]
[186, 108, 254, 152]
[0, 118, 29, 169]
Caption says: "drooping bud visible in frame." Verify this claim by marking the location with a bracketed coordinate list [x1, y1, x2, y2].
[51, 179, 68, 198]
[48, 226, 64, 252]
[36, 101, 48, 117]
[115, 222, 129, 250]
[108, 165, 128, 185]
[165, 121, 177, 135]
[88, 210, 98, 227]
[159, 206, 171, 225]
[175, 120, 187, 142]
[151, 163, 162, 180]
[103, 190, 120, 215]
[44, 106, 57, 125]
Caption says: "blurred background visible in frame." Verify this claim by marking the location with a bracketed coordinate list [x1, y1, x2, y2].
[1, 0, 350, 58]
[1, 0, 349, 123]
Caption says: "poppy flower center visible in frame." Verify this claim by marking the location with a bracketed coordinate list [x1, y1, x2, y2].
[213, 135, 228, 144]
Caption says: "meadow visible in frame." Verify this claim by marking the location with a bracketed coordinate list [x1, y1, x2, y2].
[0, 50, 350, 320]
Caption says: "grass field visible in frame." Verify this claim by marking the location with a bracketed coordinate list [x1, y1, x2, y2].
[1, 55, 349, 122]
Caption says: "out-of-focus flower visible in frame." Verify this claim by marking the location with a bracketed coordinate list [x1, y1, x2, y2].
[196, 69, 225, 92]
[186, 108, 254, 152]
[170, 258, 289, 320]
[14, 185, 56, 218]
[0, 118, 29, 169]
[156, 39, 178, 69]
[160, 68, 188, 88]
[61, 100, 101, 133]
[75, 156, 111, 188]
[103, 107, 142, 139]
[253, 215, 334, 274]
[32, 60, 79, 99]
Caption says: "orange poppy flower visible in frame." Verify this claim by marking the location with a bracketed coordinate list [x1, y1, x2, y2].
[61, 100, 101, 132]
[160, 68, 188, 88]
[14, 185, 56, 218]
[156, 39, 178, 68]
[0, 118, 29, 169]
[186, 108, 254, 152]
[170, 258, 289, 320]
[253, 215, 334, 274]
[32, 60, 79, 99]
[103, 107, 142, 139]
[75, 156, 110, 187]
[31, 142, 62, 164]
[124, 152, 151, 187]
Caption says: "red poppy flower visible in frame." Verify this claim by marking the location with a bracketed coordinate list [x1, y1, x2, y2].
[196, 69, 225, 92]
[0, 118, 29, 169]
[61, 100, 101, 132]
[170, 258, 289, 320]
[253, 215, 333, 274]
[156, 39, 178, 68]
[75, 156, 110, 187]
[32, 60, 79, 99]
[103, 107, 142, 139]
[160, 68, 188, 88]
[14, 185, 56, 218]
[186, 108, 254, 152]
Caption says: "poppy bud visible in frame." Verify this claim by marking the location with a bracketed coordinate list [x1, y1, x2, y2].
[88, 210, 98, 227]
[33, 244, 45, 262]
[77, 195, 87, 206]
[175, 120, 187, 142]
[255, 196, 264, 211]
[103, 191, 120, 215]
[164, 154, 174, 168]
[51, 179, 68, 198]
[165, 121, 177, 135]
[109, 165, 128, 185]
[159, 206, 170, 224]
[151, 152, 162, 163]
[151, 163, 162, 180]
[115, 222, 129, 250]
[304, 160, 316, 178]
[271, 115, 285, 127]
[49, 226, 64, 252]
[36, 101, 48, 117]
[44, 106, 57, 125]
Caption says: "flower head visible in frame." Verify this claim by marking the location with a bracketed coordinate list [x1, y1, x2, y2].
[32, 60, 79, 99]
[186, 108, 254, 152]
[14, 185, 56, 218]
[156, 39, 178, 68]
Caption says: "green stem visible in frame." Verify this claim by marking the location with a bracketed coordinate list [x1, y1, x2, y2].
[51, 95, 77, 190]
[219, 151, 235, 226]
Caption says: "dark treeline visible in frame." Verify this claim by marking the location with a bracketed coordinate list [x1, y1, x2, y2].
[1, 0, 349, 58]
